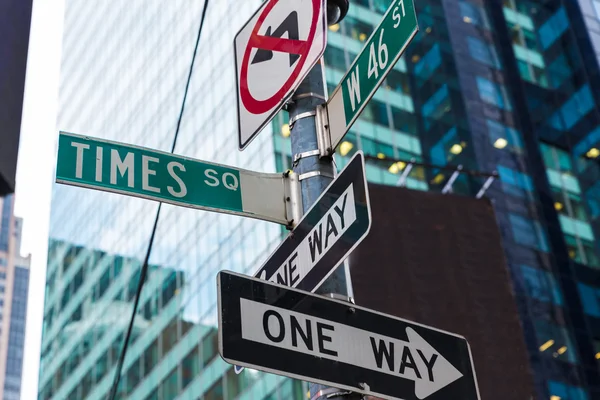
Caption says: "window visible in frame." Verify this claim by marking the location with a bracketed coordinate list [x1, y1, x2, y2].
[160, 367, 178, 400]
[414, 44, 441, 81]
[578, 283, 600, 317]
[467, 37, 501, 68]
[204, 378, 224, 400]
[342, 16, 373, 42]
[548, 381, 588, 400]
[226, 367, 243, 399]
[550, 85, 595, 131]
[487, 120, 523, 152]
[535, 320, 578, 364]
[509, 214, 549, 252]
[520, 265, 563, 305]
[143, 339, 158, 377]
[459, 1, 490, 28]
[539, 7, 568, 50]
[126, 359, 141, 394]
[422, 84, 450, 119]
[594, 0, 600, 19]
[430, 127, 460, 167]
[202, 329, 218, 365]
[476, 77, 512, 110]
[161, 318, 178, 356]
[497, 166, 533, 198]
[323, 46, 349, 72]
[181, 347, 199, 389]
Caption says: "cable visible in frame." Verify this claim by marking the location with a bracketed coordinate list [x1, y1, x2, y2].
[108, 1, 210, 398]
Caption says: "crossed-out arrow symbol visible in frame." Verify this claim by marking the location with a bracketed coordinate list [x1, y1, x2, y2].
[250, 11, 306, 67]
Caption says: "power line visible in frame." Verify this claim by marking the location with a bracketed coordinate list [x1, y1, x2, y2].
[108, 2, 210, 398]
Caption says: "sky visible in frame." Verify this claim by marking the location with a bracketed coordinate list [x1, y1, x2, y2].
[14, 0, 65, 399]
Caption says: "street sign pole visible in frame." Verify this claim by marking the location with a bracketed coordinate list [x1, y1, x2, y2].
[287, 52, 358, 400]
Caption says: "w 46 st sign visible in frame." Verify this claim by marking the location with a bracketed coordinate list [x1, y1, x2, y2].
[319, 0, 418, 155]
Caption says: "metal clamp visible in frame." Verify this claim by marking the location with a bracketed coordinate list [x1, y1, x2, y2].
[292, 92, 327, 102]
[298, 170, 335, 181]
[316, 104, 333, 158]
[311, 388, 356, 400]
[326, 293, 355, 304]
[293, 149, 321, 166]
[289, 110, 317, 128]
[283, 171, 303, 230]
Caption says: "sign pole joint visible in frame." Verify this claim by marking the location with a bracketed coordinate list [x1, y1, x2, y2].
[283, 170, 303, 230]
[316, 104, 333, 158]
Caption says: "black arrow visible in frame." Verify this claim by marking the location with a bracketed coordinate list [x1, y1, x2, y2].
[252, 11, 300, 67]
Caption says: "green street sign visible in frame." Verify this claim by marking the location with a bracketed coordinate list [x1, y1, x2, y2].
[56, 132, 295, 225]
[324, 0, 418, 152]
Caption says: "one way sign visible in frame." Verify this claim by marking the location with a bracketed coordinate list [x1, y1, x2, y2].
[218, 271, 481, 400]
[255, 151, 370, 292]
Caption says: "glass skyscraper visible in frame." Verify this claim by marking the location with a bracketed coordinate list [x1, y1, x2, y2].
[0, 194, 31, 400]
[40, 0, 600, 399]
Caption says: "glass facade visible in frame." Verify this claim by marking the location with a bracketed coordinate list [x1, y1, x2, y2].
[0, 194, 31, 400]
[42, 0, 600, 400]
[4, 266, 29, 400]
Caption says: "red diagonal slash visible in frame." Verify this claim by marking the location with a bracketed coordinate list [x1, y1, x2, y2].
[248, 35, 308, 55]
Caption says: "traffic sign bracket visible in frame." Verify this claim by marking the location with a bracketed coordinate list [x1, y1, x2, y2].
[315, 103, 333, 157]
[283, 170, 303, 229]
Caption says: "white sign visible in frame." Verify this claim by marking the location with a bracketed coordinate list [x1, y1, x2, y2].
[240, 298, 463, 399]
[235, 0, 327, 150]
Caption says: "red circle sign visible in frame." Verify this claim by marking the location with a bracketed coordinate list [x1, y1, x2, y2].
[240, 0, 321, 114]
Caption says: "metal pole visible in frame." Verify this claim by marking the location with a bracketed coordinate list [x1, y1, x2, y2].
[288, 59, 360, 400]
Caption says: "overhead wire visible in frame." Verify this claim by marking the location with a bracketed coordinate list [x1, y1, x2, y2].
[108, 1, 211, 398]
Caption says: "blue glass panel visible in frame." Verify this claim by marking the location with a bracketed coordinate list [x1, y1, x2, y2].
[476, 77, 512, 110]
[414, 44, 441, 81]
[520, 265, 563, 305]
[548, 381, 589, 400]
[459, 1, 488, 28]
[509, 214, 550, 252]
[487, 119, 523, 150]
[497, 166, 534, 191]
[430, 127, 458, 167]
[467, 37, 501, 69]
[551, 85, 594, 131]
[422, 85, 449, 118]
[577, 283, 600, 317]
[0, 195, 12, 252]
[573, 126, 600, 159]
[539, 8, 569, 50]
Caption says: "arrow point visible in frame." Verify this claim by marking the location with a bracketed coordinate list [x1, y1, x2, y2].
[406, 327, 463, 399]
